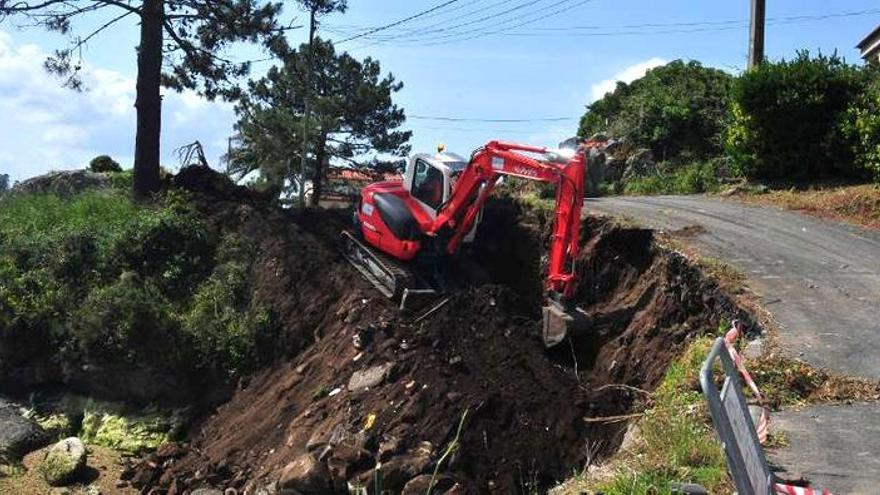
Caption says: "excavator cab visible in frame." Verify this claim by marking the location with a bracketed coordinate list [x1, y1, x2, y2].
[403, 152, 480, 243]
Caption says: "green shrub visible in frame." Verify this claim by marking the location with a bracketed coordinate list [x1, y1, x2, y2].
[73, 275, 180, 364]
[579, 60, 733, 161]
[109, 196, 214, 298]
[88, 155, 122, 173]
[108, 169, 134, 190]
[727, 51, 867, 180]
[0, 187, 275, 394]
[624, 162, 720, 195]
[183, 260, 270, 376]
[843, 73, 880, 182]
[0, 192, 147, 257]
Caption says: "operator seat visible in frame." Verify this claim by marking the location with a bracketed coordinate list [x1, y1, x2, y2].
[373, 193, 420, 241]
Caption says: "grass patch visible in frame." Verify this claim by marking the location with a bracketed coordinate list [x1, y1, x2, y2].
[624, 162, 721, 196]
[80, 410, 172, 455]
[557, 335, 732, 495]
[737, 183, 880, 229]
[0, 190, 151, 255]
[22, 393, 185, 456]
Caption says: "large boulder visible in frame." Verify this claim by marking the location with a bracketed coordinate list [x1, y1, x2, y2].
[0, 400, 49, 463]
[12, 170, 110, 196]
[38, 437, 87, 486]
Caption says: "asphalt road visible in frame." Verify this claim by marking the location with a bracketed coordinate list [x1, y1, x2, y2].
[771, 402, 880, 493]
[585, 195, 880, 379]
[585, 195, 880, 493]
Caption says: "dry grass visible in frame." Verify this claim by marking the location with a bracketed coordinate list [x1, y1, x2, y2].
[744, 340, 880, 408]
[736, 183, 880, 230]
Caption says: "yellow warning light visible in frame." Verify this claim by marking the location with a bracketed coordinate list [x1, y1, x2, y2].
[437, 143, 446, 153]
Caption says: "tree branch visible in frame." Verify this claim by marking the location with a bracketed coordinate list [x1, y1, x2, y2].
[162, 17, 235, 65]
[70, 7, 134, 51]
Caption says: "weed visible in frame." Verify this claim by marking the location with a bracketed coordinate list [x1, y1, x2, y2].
[312, 384, 331, 400]
[427, 407, 469, 495]
[624, 162, 721, 196]
[557, 336, 731, 495]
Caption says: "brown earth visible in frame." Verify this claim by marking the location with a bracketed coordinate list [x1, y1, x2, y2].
[132, 171, 756, 494]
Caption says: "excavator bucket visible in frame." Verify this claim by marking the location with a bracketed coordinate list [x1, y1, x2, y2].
[542, 302, 591, 347]
[399, 288, 438, 314]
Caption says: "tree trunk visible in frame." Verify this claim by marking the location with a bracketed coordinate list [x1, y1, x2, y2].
[310, 140, 326, 207]
[133, 0, 164, 199]
[298, 7, 317, 208]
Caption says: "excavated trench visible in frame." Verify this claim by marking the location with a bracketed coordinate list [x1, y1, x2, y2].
[136, 172, 755, 494]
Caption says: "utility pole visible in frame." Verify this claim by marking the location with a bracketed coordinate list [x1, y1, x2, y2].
[748, 0, 766, 69]
[298, 7, 317, 208]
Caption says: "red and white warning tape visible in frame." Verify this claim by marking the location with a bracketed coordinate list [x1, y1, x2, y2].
[773, 483, 833, 495]
[724, 319, 833, 495]
[724, 320, 770, 443]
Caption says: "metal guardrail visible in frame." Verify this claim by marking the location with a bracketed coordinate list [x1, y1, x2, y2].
[700, 337, 774, 495]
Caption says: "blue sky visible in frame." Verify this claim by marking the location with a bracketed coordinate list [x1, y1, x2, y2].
[1, 0, 878, 182]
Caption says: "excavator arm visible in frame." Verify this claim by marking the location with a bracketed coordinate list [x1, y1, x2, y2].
[429, 140, 585, 298]
[428, 140, 590, 345]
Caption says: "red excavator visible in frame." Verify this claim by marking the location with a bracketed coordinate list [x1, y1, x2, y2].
[342, 139, 596, 347]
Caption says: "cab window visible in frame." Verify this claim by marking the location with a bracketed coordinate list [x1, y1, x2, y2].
[412, 159, 444, 210]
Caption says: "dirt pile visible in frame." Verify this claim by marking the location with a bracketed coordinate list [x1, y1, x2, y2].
[139, 174, 755, 493]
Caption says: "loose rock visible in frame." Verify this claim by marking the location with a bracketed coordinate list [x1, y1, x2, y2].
[190, 489, 223, 495]
[38, 437, 87, 486]
[12, 169, 111, 196]
[279, 454, 331, 494]
[0, 401, 49, 463]
[348, 362, 394, 391]
[402, 474, 457, 494]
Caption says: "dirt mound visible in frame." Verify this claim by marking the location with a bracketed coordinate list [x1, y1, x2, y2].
[139, 178, 755, 493]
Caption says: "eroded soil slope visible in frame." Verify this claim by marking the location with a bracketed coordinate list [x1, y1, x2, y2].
[143, 175, 754, 494]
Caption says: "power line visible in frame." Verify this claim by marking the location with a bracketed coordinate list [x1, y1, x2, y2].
[409, 125, 544, 136]
[505, 8, 880, 36]
[348, 0, 523, 46]
[354, 0, 584, 47]
[339, 6, 880, 47]
[335, 0, 463, 44]
[349, 0, 554, 49]
[244, 7, 880, 64]
[419, 0, 595, 46]
[409, 115, 577, 123]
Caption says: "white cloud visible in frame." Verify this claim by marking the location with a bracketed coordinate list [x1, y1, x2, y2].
[0, 30, 235, 183]
[589, 57, 667, 102]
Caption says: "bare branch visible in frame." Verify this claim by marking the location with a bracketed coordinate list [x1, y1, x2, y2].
[70, 7, 135, 51]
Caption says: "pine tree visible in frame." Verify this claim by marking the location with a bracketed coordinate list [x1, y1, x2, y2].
[229, 37, 411, 205]
[0, 0, 291, 198]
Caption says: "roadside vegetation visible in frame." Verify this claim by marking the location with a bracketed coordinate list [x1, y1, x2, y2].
[737, 183, 880, 230]
[0, 181, 272, 401]
[557, 335, 731, 494]
[581, 53, 880, 199]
